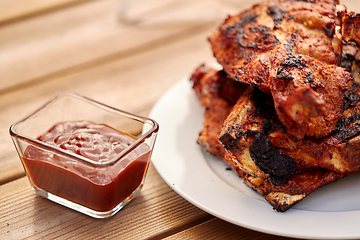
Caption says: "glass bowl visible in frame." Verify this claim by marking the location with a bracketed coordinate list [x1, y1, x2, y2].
[9, 92, 158, 218]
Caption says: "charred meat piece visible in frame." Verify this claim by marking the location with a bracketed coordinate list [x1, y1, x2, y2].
[220, 84, 360, 180]
[217, 86, 358, 211]
[191, 66, 348, 211]
[219, 88, 283, 181]
[339, 10, 360, 46]
[209, 0, 339, 81]
[244, 168, 347, 212]
[337, 10, 360, 81]
[271, 54, 354, 139]
[190, 0, 360, 212]
[209, 0, 358, 139]
[190, 65, 249, 158]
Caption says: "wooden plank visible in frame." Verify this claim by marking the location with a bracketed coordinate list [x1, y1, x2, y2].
[0, 0, 234, 184]
[0, 0, 93, 25]
[1, 0, 359, 186]
[0, 26, 216, 183]
[1, 0, 358, 93]
[162, 218, 292, 240]
[0, 0, 244, 92]
[0, 164, 214, 239]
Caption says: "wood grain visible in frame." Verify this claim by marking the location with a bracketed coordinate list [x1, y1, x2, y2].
[0, 24, 217, 184]
[0, 165, 212, 239]
[0, 0, 241, 93]
[0, 0, 94, 25]
[163, 218, 290, 240]
[1, 0, 360, 239]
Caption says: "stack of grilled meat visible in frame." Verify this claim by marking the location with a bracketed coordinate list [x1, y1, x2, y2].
[191, 0, 360, 212]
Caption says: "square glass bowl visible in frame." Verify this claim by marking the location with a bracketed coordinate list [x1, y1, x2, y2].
[9, 92, 158, 218]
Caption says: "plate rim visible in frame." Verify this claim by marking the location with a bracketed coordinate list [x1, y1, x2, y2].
[149, 77, 360, 239]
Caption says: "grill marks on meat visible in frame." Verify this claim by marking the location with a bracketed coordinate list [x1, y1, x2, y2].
[191, 0, 360, 212]
[220, 82, 360, 174]
[272, 54, 354, 139]
[338, 10, 360, 82]
[209, 0, 354, 140]
[339, 10, 360, 46]
[210, 0, 339, 86]
[216, 77, 360, 210]
[191, 66, 349, 211]
[190, 65, 249, 158]
[244, 168, 346, 212]
[249, 132, 297, 185]
[211, 4, 280, 80]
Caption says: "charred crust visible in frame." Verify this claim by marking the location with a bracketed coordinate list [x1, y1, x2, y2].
[284, 37, 296, 54]
[295, 0, 315, 2]
[343, 83, 360, 110]
[250, 89, 274, 113]
[238, 25, 275, 49]
[235, 13, 258, 29]
[280, 55, 306, 69]
[284, 42, 293, 54]
[219, 131, 237, 150]
[323, 21, 335, 38]
[249, 89, 284, 133]
[274, 68, 293, 81]
[340, 56, 356, 73]
[274, 55, 306, 83]
[261, 118, 285, 134]
[334, 114, 360, 141]
[220, 89, 284, 152]
[220, 127, 257, 151]
[304, 72, 315, 86]
[249, 132, 297, 185]
[267, 6, 286, 26]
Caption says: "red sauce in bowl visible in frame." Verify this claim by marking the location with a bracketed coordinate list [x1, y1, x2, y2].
[22, 121, 151, 212]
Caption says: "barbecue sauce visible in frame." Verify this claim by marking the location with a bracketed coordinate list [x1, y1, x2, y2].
[22, 121, 151, 212]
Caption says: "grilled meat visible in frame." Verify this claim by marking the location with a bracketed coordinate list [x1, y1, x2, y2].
[209, 0, 339, 81]
[219, 88, 279, 180]
[244, 168, 346, 212]
[190, 0, 360, 212]
[192, 66, 349, 211]
[209, 0, 358, 140]
[190, 64, 248, 158]
[339, 10, 360, 46]
[338, 10, 360, 81]
[220, 84, 360, 182]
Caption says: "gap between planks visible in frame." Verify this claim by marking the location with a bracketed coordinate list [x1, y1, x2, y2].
[0, 21, 214, 96]
[0, 0, 96, 27]
[146, 214, 215, 240]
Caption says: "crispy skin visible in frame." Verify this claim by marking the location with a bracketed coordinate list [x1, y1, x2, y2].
[244, 169, 346, 212]
[218, 87, 353, 211]
[271, 55, 354, 139]
[219, 88, 279, 180]
[220, 85, 360, 181]
[190, 65, 248, 158]
[191, 0, 360, 212]
[339, 10, 360, 46]
[192, 66, 348, 211]
[209, 0, 358, 139]
[209, 0, 339, 86]
[337, 10, 360, 82]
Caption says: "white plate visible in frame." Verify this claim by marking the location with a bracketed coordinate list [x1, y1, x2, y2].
[149, 77, 360, 239]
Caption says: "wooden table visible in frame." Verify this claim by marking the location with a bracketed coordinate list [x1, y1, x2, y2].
[1, 0, 359, 239]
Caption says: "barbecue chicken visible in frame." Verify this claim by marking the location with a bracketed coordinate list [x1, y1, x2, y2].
[190, 0, 360, 211]
[209, 0, 357, 140]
